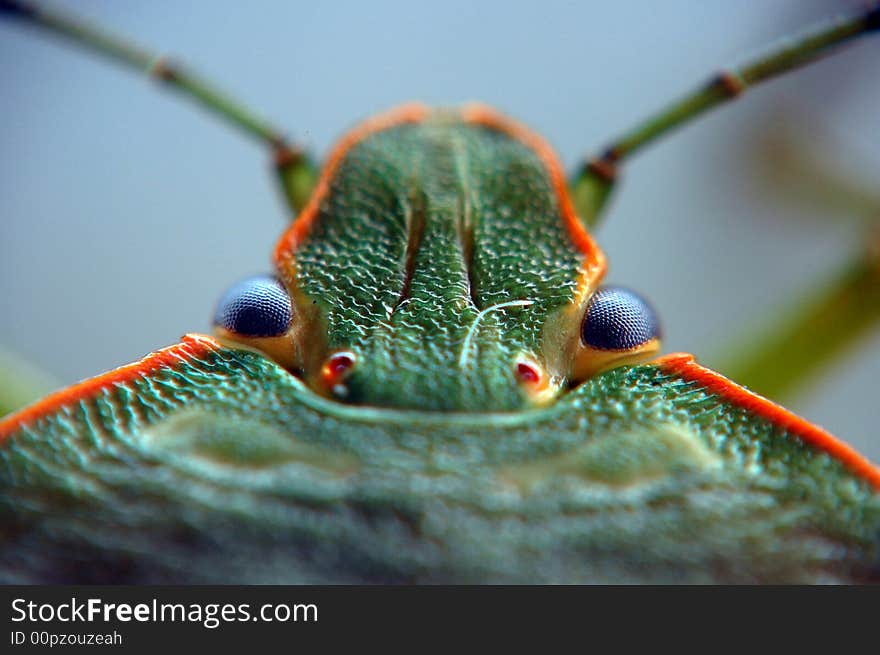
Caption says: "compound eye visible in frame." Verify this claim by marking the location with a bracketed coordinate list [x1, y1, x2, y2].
[582, 286, 660, 350]
[572, 286, 661, 381]
[213, 275, 292, 337]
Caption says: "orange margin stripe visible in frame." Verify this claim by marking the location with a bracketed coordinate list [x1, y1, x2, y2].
[0, 334, 221, 444]
[273, 102, 607, 291]
[460, 102, 606, 288]
[273, 103, 432, 267]
[656, 352, 880, 490]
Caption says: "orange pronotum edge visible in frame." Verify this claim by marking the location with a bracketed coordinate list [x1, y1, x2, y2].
[0, 334, 221, 444]
[273, 102, 607, 292]
[656, 352, 880, 490]
[461, 102, 606, 288]
[273, 103, 432, 266]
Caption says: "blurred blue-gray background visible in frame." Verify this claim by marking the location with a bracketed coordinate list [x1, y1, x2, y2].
[1, 1, 878, 457]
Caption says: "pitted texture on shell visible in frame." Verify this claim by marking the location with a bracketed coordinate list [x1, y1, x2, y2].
[288, 118, 585, 410]
[2, 344, 878, 583]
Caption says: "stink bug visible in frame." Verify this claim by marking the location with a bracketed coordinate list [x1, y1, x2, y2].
[0, 1, 879, 583]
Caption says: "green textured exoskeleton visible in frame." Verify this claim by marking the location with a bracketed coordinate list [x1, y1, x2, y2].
[1, 1, 879, 583]
[2, 105, 878, 583]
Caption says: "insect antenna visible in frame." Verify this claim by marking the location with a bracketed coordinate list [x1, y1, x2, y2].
[570, 3, 880, 230]
[0, 0, 317, 215]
